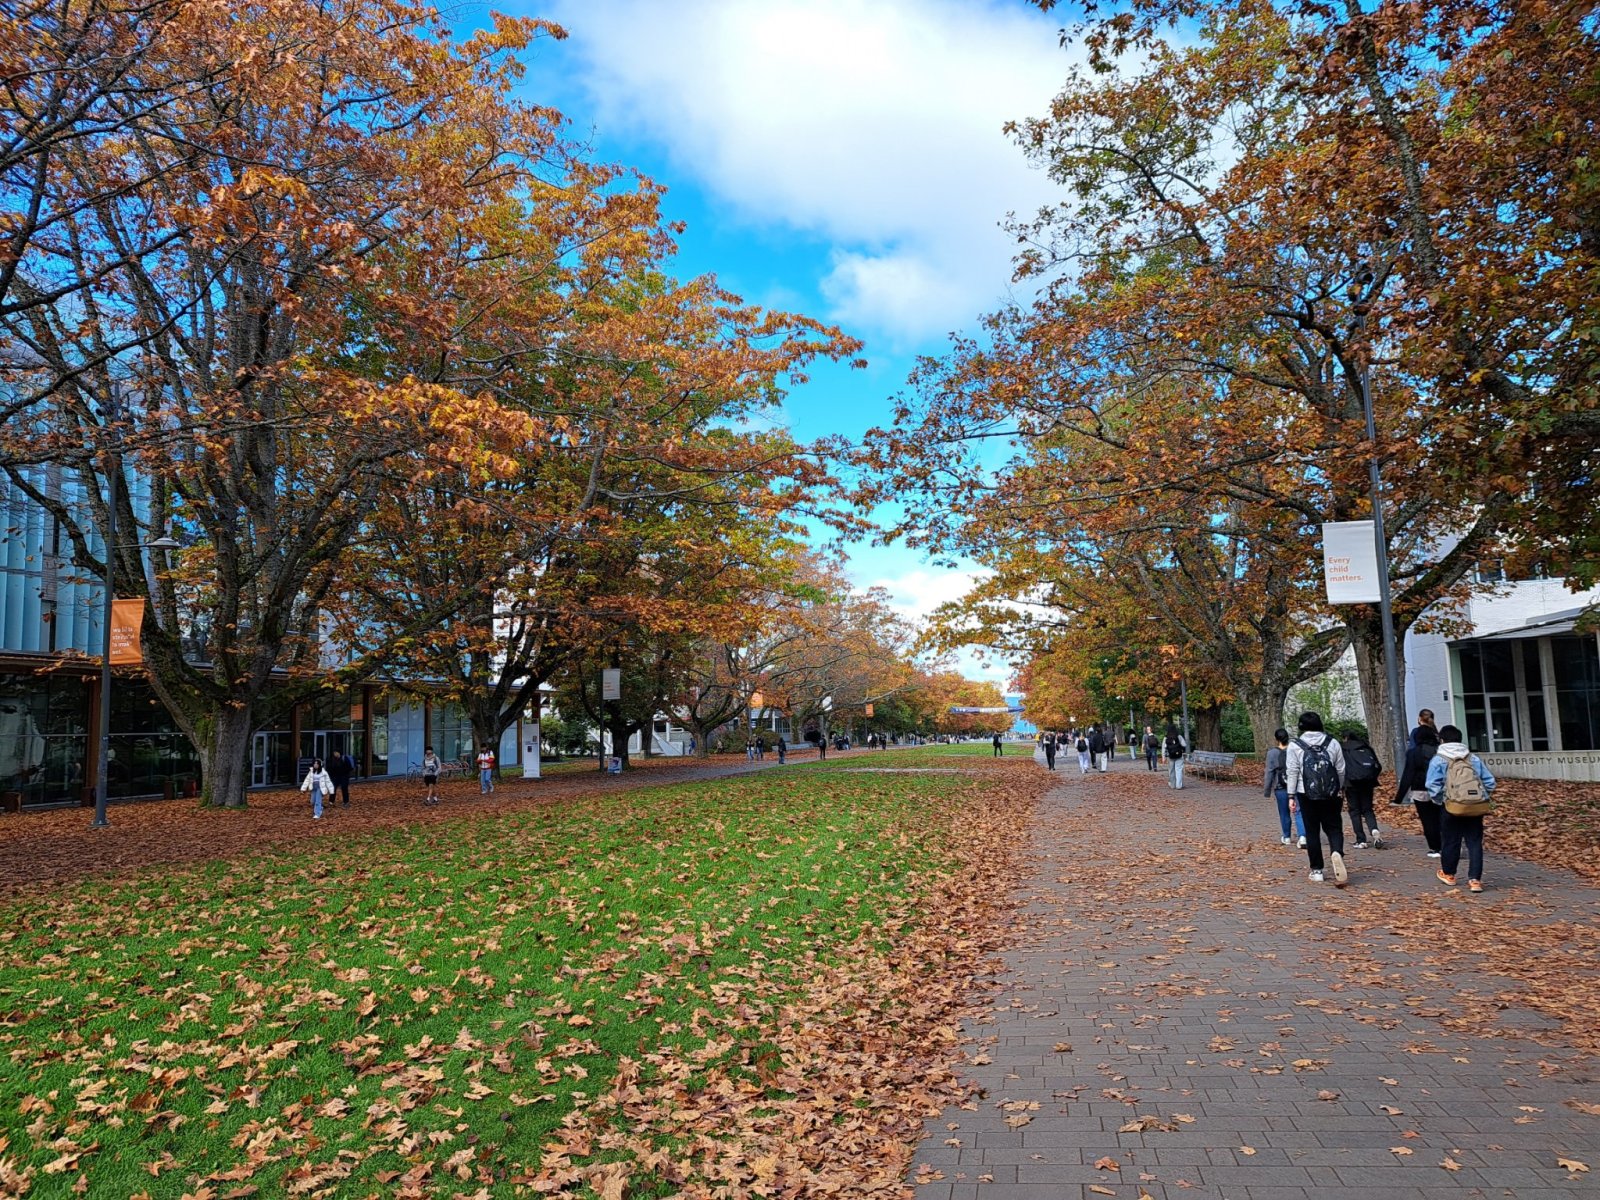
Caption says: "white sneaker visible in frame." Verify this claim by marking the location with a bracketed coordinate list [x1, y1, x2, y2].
[1427, 851, 1441, 859]
[1330, 851, 1349, 887]
[1308, 869, 1324, 883]
[1297, 836, 1307, 848]
[1280, 836, 1292, 846]
[1371, 828, 1382, 848]
[1355, 842, 1368, 850]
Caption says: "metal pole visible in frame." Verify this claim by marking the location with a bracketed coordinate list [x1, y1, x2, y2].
[92, 396, 119, 829]
[1360, 355, 1409, 773]
[1179, 676, 1191, 749]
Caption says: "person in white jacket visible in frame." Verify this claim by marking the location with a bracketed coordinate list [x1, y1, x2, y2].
[300, 758, 333, 820]
[1284, 711, 1348, 886]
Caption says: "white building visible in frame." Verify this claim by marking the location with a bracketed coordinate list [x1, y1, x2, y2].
[1404, 575, 1600, 782]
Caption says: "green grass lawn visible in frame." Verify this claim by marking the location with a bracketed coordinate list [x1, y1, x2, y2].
[0, 765, 984, 1197]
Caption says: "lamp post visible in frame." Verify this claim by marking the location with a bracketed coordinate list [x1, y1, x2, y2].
[93, 533, 180, 829]
[1352, 287, 1409, 773]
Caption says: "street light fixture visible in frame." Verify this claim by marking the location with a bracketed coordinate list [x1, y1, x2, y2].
[92, 533, 181, 829]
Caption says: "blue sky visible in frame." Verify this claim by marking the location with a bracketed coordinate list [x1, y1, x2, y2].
[476, 0, 1086, 681]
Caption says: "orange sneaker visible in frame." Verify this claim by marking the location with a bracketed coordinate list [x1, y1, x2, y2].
[1436, 869, 1457, 886]
[1468, 879, 1483, 893]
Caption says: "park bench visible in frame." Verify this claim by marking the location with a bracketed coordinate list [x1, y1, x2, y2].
[1186, 750, 1239, 781]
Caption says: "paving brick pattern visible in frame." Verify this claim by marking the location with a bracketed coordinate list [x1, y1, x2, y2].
[909, 755, 1600, 1199]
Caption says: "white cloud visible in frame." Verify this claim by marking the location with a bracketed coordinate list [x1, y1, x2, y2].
[543, 0, 1072, 343]
[850, 561, 1012, 685]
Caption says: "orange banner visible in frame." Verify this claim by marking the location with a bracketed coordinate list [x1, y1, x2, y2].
[864, 703, 874, 717]
[109, 599, 144, 665]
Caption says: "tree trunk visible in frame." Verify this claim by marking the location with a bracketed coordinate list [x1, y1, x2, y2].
[199, 704, 256, 808]
[1347, 611, 1407, 769]
[1239, 684, 1289, 758]
[1192, 702, 1224, 752]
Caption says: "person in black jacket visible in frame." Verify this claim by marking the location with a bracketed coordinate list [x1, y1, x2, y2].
[1340, 732, 1383, 848]
[327, 750, 356, 807]
[1393, 725, 1443, 857]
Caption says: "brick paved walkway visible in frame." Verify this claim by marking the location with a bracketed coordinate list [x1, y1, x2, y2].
[910, 755, 1600, 1199]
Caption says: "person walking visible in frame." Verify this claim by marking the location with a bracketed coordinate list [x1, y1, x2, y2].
[1099, 725, 1113, 772]
[1086, 725, 1103, 773]
[776, 734, 787, 765]
[992, 732, 1003, 758]
[1340, 731, 1383, 848]
[1392, 725, 1441, 857]
[476, 743, 496, 794]
[1286, 711, 1348, 886]
[1165, 723, 1187, 789]
[1042, 730, 1058, 771]
[756, 735, 766, 761]
[1426, 724, 1497, 892]
[1264, 727, 1306, 846]
[1075, 731, 1090, 774]
[421, 745, 442, 806]
[1408, 708, 1438, 751]
[1143, 726, 1160, 771]
[328, 748, 356, 808]
[300, 757, 333, 820]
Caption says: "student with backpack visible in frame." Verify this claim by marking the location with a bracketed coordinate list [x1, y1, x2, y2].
[1425, 724, 1497, 892]
[1393, 725, 1442, 856]
[1164, 723, 1186, 789]
[1075, 731, 1090, 774]
[1285, 711, 1348, 885]
[1144, 726, 1160, 771]
[1042, 731, 1058, 771]
[1339, 732, 1383, 848]
[1264, 727, 1306, 847]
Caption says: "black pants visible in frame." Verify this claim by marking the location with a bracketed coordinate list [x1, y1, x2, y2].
[993, 744, 1001, 757]
[1299, 792, 1345, 870]
[1441, 810, 1485, 880]
[332, 778, 352, 805]
[1346, 782, 1376, 841]
[1044, 747, 1056, 770]
[1413, 799, 1442, 852]
[1145, 746, 1157, 770]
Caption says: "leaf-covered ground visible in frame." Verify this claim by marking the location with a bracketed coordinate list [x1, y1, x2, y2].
[0, 748, 1048, 1198]
[1485, 778, 1600, 885]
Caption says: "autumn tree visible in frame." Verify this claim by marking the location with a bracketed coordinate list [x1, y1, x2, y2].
[870, 0, 1598, 762]
[0, 2, 650, 806]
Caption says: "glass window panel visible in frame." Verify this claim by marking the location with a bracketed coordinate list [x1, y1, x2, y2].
[1557, 689, 1599, 751]
[1526, 692, 1550, 749]
[1552, 636, 1600, 689]
[1522, 640, 1544, 689]
[1458, 644, 1483, 694]
[1482, 643, 1516, 692]
[1464, 698, 1489, 753]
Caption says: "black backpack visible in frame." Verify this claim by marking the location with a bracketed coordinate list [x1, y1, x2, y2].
[1145, 733, 1159, 751]
[1076, 736, 1088, 752]
[1294, 736, 1341, 800]
[1165, 735, 1184, 759]
[1344, 742, 1380, 785]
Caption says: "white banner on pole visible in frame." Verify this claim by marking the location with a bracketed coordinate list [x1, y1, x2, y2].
[1322, 520, 1383, 604]
[601, 668, 621, 701]
[523, 720, 541, 780]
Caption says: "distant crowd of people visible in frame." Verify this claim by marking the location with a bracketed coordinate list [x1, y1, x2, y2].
[1034, 723, 1190, 786]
